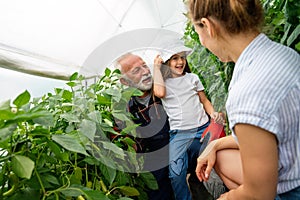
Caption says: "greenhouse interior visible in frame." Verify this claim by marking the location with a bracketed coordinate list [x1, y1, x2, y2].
[0, 0, 299, 199]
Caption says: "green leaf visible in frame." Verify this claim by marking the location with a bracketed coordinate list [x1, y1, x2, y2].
[32, 113, 54, 126]
[13, 90, 31, 108]
[280, 23, 291, 44]
[120, 122, 139, 136]
[105, 88, 121, 102]
[0, 110, 16, 120]
[118, 186, 140, 196]
[97, 95, 111, 106]
[121, 87, 143, 100]
[89, 144, 117, 169]
[87, 110, 102, 123]
[79, 119, 96, 142]
[62, 89, 73, 101]
[295, 41, 300, 51]
[61, 185, 108, 200]
[287, 24, 300, 46]
[140, 172, 158, 190]
[104, 68, 111, 77]
[60, 187, 82, 197]
[83, 157, 99, 165]
[42, 173, 60, 185]
[112, 110, 131, 121]
[12, 155, 35, 179]
[74, 167, 82, 181]
[66, 81, 76, 87]
[103, 118, 113, 127]
[0, 99, 11, 110]
[83, 189, 109, 200]
[48, 141, 69, 162]
[12, 110, 52, 122]
[52, 134, 89, 156]
[6, 187, 40, 200]
[69, 72, 78, 81]
[121, 137, 136, 147]
[0, 123, 17, 142]
[55, 88, 63, 94]
[60, 113, 80, 123]
[115, 171, 131, 186]
[101, 141, 125, 158]
[99, 163, 116, 185]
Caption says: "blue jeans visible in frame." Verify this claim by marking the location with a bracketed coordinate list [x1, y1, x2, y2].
[275, 186, 300, 200]
[169, 122, 209, 200]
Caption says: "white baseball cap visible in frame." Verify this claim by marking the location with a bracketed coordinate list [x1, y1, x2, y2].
[159, 39, 192, 62]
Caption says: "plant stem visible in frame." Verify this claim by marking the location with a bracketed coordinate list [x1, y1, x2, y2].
[35, 168, 45, 194]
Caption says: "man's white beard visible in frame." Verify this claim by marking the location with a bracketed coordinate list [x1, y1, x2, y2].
[130, 74, 153, 91]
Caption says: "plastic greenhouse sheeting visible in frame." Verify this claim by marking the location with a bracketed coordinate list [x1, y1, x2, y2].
[0, 0, 188, 80]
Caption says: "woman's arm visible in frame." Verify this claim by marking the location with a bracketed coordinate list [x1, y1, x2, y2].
[153, 55, 166, 98]
[196, 135, 239, 181]
[219, 124, 278, 200]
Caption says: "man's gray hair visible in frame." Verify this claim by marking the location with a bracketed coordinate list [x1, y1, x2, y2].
[113, 52, 134, 74]
[113, 52, 135, 84]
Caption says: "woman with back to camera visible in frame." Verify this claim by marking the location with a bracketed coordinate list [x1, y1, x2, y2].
[189, 0, 300, 199]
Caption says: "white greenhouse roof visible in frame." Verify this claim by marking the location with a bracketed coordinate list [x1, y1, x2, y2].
[0, 0, 189, 100]
[0, 0, 188, 79]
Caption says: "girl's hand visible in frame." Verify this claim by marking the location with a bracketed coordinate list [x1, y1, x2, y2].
[154, 54, 163, 69]
[211, 112, 225, 125]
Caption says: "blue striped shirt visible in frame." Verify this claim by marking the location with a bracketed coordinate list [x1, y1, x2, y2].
[226, 33, 300, 194]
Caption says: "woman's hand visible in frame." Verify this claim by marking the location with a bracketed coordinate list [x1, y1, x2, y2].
[217, 192, 229, 200]
[196, 140, 218, 182]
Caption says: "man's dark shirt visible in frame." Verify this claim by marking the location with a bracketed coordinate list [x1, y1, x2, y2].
[127, 92, 173, 200]
[127, 94, 170, 152]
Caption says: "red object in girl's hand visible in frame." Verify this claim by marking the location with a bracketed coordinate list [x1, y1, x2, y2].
[201, 119, 226, 142]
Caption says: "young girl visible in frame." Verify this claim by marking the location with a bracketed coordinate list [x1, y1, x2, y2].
[153, 41, 224, 200]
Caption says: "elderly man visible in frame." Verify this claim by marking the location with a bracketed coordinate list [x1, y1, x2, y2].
[115, 53, 212, 200]
[115, 53, 173, 199]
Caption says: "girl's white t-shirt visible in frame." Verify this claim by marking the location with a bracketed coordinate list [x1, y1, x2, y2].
[162, 73, 209, 130]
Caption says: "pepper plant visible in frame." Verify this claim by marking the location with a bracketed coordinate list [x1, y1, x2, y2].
[0, 68, 157, 200]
